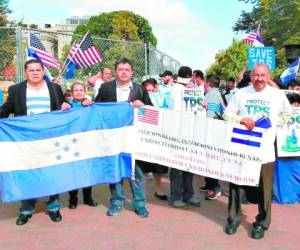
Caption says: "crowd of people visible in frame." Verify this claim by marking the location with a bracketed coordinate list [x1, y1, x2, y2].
[0, 57, 297, 240]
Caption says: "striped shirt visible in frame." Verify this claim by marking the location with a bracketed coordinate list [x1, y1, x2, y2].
[204, 87, 224, 119]
[26, 82, 50, 115]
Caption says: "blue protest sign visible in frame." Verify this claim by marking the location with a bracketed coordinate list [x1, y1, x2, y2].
[247, 47, 275, 71]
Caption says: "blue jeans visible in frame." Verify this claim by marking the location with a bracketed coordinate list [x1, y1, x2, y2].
[19, 194, 60, 215]
[109, 165, 146, 209]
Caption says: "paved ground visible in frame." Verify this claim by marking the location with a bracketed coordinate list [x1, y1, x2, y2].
[0, 176, 299, 250]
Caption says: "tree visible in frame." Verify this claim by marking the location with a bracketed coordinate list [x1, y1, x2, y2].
[206, 39, 248, 79]
[0, 0, 11, 26]
[74, 11, 157, 46]
[71, 11, 157, 79]
[233, 0, 300, 75]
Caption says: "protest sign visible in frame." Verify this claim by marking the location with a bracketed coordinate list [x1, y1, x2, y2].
[248, 47, 275, 71]
[135, 106, 265, 186]
[277, 107, 300, 157]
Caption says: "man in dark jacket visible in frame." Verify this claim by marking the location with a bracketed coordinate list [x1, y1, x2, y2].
[95, 58, 151, 218]
[0, 59, 65, 225]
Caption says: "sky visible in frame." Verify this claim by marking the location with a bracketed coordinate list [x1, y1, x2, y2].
[9, 0, 253, 72]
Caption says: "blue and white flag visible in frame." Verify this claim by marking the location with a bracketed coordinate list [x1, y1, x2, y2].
[280, 58, 300, 85]
[231, 127, 263, 148]
[255, 116, 272, 129]
[0, 103, 134, 202]
[252, 33, 264, 47]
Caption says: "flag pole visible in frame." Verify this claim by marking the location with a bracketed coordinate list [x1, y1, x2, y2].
[58, 39, 77, 77]
[296, 57, 300, 78]
[59, 32, 89, 78]
[256, 22, 261, 35]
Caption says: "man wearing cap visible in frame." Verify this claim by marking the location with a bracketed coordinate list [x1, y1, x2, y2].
[223, 63, 292, 239]
[168, 66, 201, 209]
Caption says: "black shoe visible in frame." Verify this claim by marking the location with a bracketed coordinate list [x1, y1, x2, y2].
[154, 192, 168, 201]
[252, 223, 266, 239]
[48, 210, 62, 222]
[16, 214, 32, 226]
[84, 199, 98, 207]
[68, 201, 77, 209]
[225, 222, 239, 235]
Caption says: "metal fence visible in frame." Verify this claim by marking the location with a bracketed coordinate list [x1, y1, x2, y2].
[0, 27, 181, 92]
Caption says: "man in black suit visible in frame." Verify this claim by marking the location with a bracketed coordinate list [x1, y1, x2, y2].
[0, 59, 67, 225]
[95, 58, 151, 218]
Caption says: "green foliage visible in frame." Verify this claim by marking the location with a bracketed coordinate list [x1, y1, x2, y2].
[233, 0, 300, 77]
[74, 10, 157, 46]
[70, 11, 153, 80]
[206, 39, 248, 79]
[0, 0, 11, 26]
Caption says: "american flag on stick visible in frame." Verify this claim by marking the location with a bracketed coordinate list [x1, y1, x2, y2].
[67, 33, 103, 69]
[29, 33, 60, 71]
[242, 32, 258, 45]
[242, 23, 264, 47]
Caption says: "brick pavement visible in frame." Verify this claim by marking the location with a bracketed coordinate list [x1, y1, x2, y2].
[0, 177, 299, 250]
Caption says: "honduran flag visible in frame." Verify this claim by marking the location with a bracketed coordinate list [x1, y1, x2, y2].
[231, 127, 263, 148]
[0, 103, 134, 202]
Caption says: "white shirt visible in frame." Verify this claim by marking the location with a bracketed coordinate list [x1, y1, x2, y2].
[224, 84, 292, 163]
[92, 78, 104, 98]
[169, 83, 206, 117]
[116, 81, 133, 102]
[225, 87, 237, 105]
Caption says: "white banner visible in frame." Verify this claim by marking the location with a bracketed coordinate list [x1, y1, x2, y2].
[277, 107, 300, 157]
[134, 106, 265, 186]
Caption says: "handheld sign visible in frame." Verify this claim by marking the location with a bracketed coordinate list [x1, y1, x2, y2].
[247, 47, 275, 71]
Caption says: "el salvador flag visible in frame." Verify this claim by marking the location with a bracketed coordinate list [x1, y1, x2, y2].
[0, 103, 134, 202]
[280, 58, 300, 85]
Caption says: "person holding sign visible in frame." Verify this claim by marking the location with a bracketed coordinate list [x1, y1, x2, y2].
[137, 78, 169, 201]
[223, 63, 292, 239]
[201, 75, 225, 200]
[168, 66, 201, 209]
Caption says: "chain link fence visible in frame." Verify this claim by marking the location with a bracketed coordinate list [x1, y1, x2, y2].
[0, 27, 181, 102]
[147, 43, 181, 78]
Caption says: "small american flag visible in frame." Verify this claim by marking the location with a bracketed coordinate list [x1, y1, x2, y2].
[68, 33, 103, 69]
[137, 107, 159, 125]
[242, 32, 257, 45]
[29, 33, 60, 71]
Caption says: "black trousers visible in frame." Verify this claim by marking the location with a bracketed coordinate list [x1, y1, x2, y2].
[227, 162, 274, 229]
[69, 187, 93, 204]
[170, 168, 194, 202]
